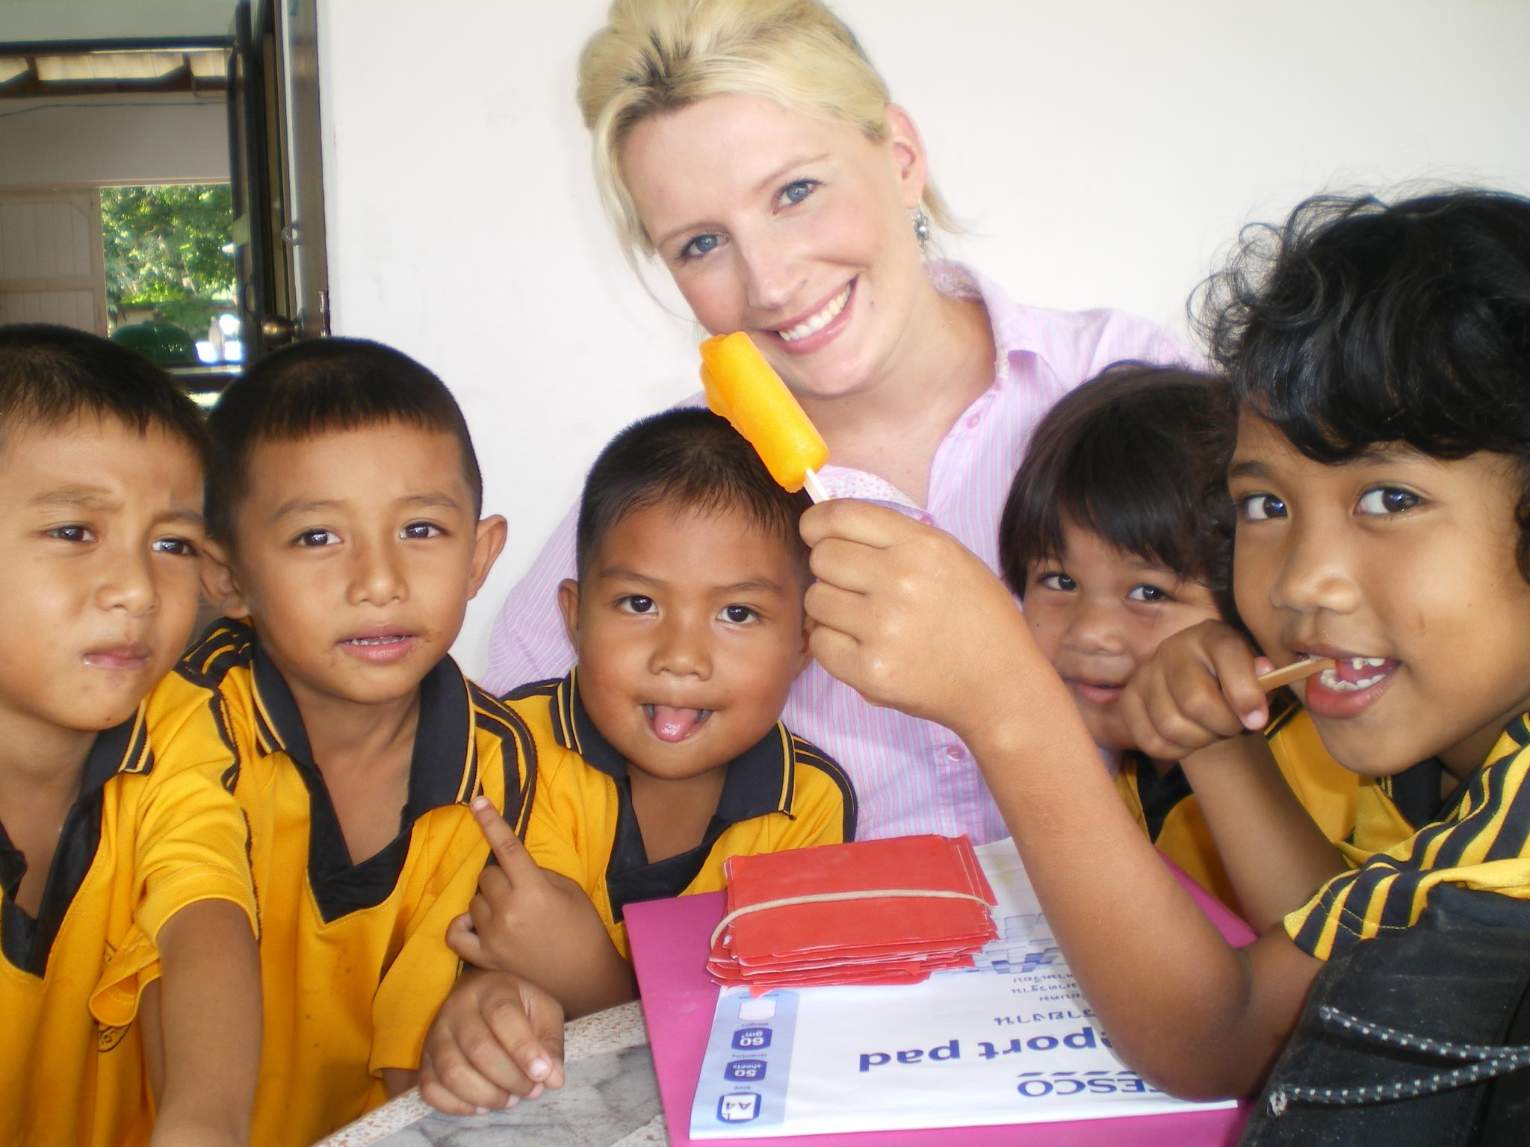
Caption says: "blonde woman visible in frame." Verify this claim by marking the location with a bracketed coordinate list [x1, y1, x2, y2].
[485, 0, 1185, 842]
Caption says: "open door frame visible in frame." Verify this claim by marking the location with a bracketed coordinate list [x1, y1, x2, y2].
[227, 0, 329, 363]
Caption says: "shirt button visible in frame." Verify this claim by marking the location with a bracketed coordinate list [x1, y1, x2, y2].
[944, 744, 967, 762]
[965, 414, 981, 429]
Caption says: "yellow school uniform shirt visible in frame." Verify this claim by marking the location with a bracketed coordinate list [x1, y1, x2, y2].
[169, 620, 536, 1147]
[1114, 704, 1358, 911]
[508, 672, 857, 958]
[0, 679, 257, 1147]
[1342, 749, 1463, 858]
[1287, 712, 1530, 960]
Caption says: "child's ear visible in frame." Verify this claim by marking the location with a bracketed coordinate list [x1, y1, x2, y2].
[466, 515, 509, 598]
[794, 613, 815, 676]
[199, 539, 252, 620]
[557, 579, 581, 647]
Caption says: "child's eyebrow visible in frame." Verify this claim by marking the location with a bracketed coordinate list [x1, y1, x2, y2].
[1121, 556, 1178, 575]
[31, 487, 122, 511]
[270, 497, 343, 521]
[714, 577, 789, 595]
[399, 493, 464, 511]
[29, 489, 204, 527]
[1226, 458, 1271, 482]
[1230, 445, 1419, 482]
[269, 492, 464, 520]
[1350, 444, 1422, 466]
[596, 565, 663, 587]
[595, 567, 788, 596]
[159, 507, 208, 527]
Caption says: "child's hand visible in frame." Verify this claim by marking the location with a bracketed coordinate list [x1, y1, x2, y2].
[418, 969, 565, 1115]
[1119, 620, 1273, 760]
[448, 798, 579, 973]
[800, 500, 1041, 738]
[448, 797, 635, 1016]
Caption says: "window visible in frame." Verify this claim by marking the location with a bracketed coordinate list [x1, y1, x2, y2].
[101, 182, 241, 367]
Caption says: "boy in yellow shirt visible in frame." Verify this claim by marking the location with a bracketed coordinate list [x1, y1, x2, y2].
[166, 337, 543, 1145]
[0, 325, 260, 1147]
[448, 409, 856, 1021]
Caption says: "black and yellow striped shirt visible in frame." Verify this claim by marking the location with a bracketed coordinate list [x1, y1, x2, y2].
[1287, 713, 1530, 959]
[507, 671, 856, 958]
[165, 619, 536, 1147]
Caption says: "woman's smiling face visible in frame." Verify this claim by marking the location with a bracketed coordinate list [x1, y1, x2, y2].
[619, 93, 928, 405]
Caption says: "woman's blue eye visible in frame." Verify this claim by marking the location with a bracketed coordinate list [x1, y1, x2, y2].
[679, 233, 720, 261]
[1356, 487, 1420, 516]
[777, 179, 819, 208]
[1238, 494, 1286, 522]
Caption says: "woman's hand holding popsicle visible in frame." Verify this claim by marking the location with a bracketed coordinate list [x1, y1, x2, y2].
[800, 499, 1046, 735]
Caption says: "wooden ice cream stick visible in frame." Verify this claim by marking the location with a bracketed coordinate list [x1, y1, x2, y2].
[1254, 657, 1335, 692]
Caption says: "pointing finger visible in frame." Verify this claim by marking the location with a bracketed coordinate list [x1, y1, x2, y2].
[471, 795, 539, 879]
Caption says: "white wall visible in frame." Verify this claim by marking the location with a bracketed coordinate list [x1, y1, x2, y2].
[0, 96, 230, 187]
[316, 0, 1530, 679]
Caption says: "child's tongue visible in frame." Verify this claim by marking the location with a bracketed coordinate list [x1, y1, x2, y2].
[649, 705, 705, 743]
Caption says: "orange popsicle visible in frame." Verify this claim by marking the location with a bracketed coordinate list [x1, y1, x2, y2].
[700, 332, 830, 501]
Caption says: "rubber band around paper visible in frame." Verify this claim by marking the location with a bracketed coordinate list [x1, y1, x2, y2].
[708, 888, 992, 952]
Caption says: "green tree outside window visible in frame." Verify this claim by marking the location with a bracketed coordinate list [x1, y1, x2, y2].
[101, 184, 236, 340]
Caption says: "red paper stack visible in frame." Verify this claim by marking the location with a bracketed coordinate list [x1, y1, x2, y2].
[706, 834, 998, 991]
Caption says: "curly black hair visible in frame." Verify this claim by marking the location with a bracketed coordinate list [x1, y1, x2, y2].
[1195, 189, 1530, 577]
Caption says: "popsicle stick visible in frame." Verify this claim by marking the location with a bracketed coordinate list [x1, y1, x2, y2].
[1255, 657, 1334, 692]
[803, 468, 831, 504]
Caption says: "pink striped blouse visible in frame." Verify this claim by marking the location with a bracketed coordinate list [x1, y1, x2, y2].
[483, 263, 1188, 843]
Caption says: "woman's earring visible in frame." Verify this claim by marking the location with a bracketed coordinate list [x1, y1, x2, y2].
[912, 206, 931, 248]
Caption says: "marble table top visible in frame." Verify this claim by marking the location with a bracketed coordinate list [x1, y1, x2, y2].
[316, 1000, 666, 1147]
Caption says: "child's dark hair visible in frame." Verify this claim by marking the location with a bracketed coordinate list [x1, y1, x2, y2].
[998, 363, 1236, 619]
[1198, 189, 1530, 577]
[0, 323, 209, 465]
[205, 337, 480, 543]
[575, 407, 810, 580]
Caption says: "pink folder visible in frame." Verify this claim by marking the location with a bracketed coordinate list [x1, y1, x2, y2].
[627, 861, 1255, 1146]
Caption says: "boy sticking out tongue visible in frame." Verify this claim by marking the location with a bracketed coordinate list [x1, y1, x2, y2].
[451, 408, 858, 1020]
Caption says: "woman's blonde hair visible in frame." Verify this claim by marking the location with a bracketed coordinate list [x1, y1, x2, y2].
[577, 0, 953, 257]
